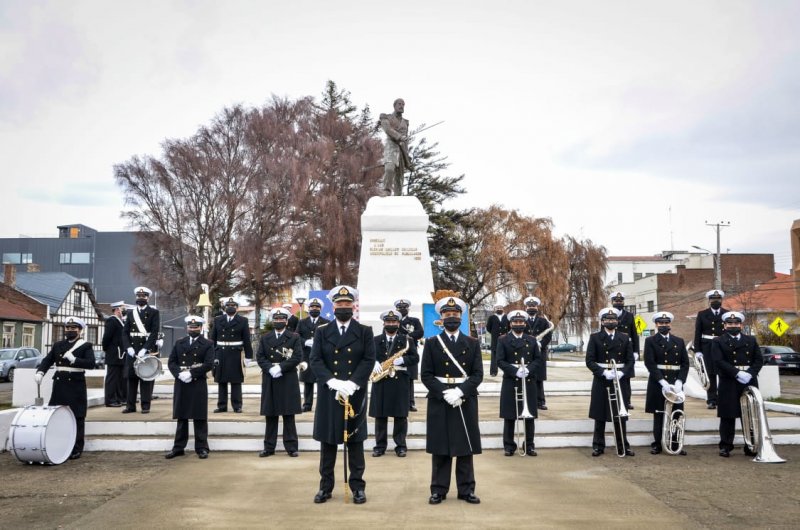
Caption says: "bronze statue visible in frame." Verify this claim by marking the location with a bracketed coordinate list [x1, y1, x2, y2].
[379, 98, 411, 196]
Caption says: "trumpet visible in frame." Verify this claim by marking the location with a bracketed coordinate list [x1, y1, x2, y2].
[740, 385, 786, 463]
[515, 362, 534, 456]
[607, 359, 629, 457]
[688, 341, 710, 390]
[659, 386, 686, 455]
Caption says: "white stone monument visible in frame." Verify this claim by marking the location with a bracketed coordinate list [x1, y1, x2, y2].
[357, 196, 435, 333]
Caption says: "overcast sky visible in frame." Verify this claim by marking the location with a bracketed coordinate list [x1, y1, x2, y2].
[1, 0, 798, 272]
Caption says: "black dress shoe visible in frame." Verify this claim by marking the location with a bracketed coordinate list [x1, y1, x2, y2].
[625, 449, 635, 457]
[707, 403, 717, 410]
[504, 450, 514, 457]
[428, 493, 446, 504]
[396, 449, 407, 457]
[538, 404, 548, 410]
[213, 408, 227, 413]
[679, 449, 688, 456]
[650, 446, 662, 455]
[165, 449, 185, 459]
[626, 403, 634, 410]
[372, 450, 385, 457]
[288, 451, 299, 457]
[744, 446, 757, 457]
[489, 371, 498, 377]
[302, 404, 312, 412]
[719, 448, 730, 457]
[409, 405, 418, 412]
[526, 448, 538, 457]
[69, 451, 82, 460]
[198, 450, 209, 459]
[591, 448, 604, 457]
[121, 408, 136, 414]
[141, 409, 150, 414]
[106, 402, 122, 408]
[352, 490, 367, 504]
[313, 490, 332, 504]
[234, 408, 242, 413]
[457, 493, 481, 504]
[259, 450, 274, 458]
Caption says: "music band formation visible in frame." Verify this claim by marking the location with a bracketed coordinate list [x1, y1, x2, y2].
[29, 284, 784, 503]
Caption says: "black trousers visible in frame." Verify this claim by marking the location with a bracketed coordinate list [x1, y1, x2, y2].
[126, 376, 153, 410]
[503, 418, 535, 452]
[74, 417, 85, 453]
[264, 415, 298, 453]
[408, 379, 416, 407]
[536, 379, 546, 405]
[593, 419, 629, 450]
[104, 364, 125, 404]
[430, 454, 475, 496]
[319, 441, 365, 493]
[218, 383, 242, 409]
[652, 402, 685, 446]
[173, 419, 209, 453]
[374, 417, 408, 452]
[489, 344, 498, 375]
[719, 417, 745, 450]
[303, 383, 314, 409]
[701, 341, 718, 404]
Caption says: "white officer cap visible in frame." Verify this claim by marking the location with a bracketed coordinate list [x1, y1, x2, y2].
[507, 310, 528, 322]
[722, 311, 744, 323]
[706, 289, 725, 299]
[271, 308, 290, 319]
[380, 309, 401, 321]
[306, 297, 324, 308]
[493, 303, 504, 310]
[651, 311, 674, 323]
[184, 315, 205, 326]
[64, 316, 86, 329]
[598, 307, 618, 320]
[328, 285, 358, 302]
[610, 291, 625, 300]
[523, 296, 541, 306]
[134, 286, 152, 297]
[221, 297, 238, 306]
[110, 300, 126, 309]
[394, 299, 411, 307]
[435, 296, 466, 315]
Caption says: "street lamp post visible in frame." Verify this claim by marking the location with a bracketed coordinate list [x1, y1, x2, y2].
[524, 281, 537, 297]
[296, 296, 306, 320]
[691, 245, 721, 291]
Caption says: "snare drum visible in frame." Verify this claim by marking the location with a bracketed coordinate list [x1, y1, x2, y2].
[9, 405, 77, 465]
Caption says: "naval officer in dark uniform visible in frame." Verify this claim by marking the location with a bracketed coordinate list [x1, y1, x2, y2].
[35, 316, 95, 459]
[611, 291, 639, 410]
[486, 303, 507, 377]
[102, 300, 127, 407]
[369, 309, 419, 457]
[296, 297, 329, 412]
[310, 285, 375, 505]
[211, 297, 253, 413]
[712, 311, 763, 458]
[421, 296, 483, 505]
[643, 311, 689, 455]
[395, 298, 423, 412]
[256, 307, 303, 457]
[694, 289, 729, 409]
[121, 286, 161, 414]
[165, 316, 214, 459]
[523, 296, 553, 410]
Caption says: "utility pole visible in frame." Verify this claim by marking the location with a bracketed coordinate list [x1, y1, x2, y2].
[705, 221, 731, 290]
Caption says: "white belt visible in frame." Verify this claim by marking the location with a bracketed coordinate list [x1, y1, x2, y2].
[394, 366, 407, 372]
[56, 367, 85, 373]
[130, 332, 149, 337]
[656, 364, 679, 370]
[735, 365, 751, 370]
[217, 341, 244, 347]
[597, 363, 625, 369]
[701, 334, 717, 340]
[435, 376, 466, 384]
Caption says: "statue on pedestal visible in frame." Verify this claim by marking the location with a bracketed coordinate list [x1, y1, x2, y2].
[379, 98, 411, 196]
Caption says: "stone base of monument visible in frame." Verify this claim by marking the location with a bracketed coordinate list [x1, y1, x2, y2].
[356, 195, 435, 333]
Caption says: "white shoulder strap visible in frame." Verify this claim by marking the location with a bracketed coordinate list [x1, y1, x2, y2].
[435, 334, 467, 377]
[132, 309, 149, 335]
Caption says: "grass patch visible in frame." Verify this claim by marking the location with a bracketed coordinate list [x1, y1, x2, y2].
[771, 397, 800, 406]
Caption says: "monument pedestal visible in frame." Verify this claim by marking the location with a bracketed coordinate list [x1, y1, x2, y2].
[357, 196, 435, 333]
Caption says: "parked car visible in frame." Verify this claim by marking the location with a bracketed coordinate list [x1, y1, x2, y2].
[760, 345, 800, 372]
[0, 347, 44, 382]
[550, 343, 578, 353]
[93, 350, 106, 369]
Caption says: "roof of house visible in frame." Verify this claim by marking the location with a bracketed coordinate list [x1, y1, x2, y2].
[0, 298, 44, 322]
[0, 271, 80, 313]
[726, 273, 797, 314]
[608, 256, 678, 262]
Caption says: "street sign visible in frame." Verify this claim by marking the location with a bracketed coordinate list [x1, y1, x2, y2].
[769, 317, 789, 337]
[634, 315, 648, 335]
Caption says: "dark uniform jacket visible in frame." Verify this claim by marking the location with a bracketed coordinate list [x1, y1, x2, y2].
[210, 313, 253, 384]
[712, 333, 763, 419]
[296, 316, 330, 383]
[421, 332, 483, 456]
[585, 330, 634, 422]
[496, 332, 542, 419]
[101, 315, 126, 367]
[486, 313, 507, 352]
[287, 314, 299, 333]
[38, 339, 95, 418]
[643, 333, 690, 413]
[310, 321, 375, 445]
[256, 330, 302, 416]
[398, 314, 423, 379]
[122, 305, 160, 378]
[693, 307, 729, 356]
[369, 333, 419, 418]
[525, 315, 553, 380]
[616, 310, 639, 377]
[168, 335, 214, 419]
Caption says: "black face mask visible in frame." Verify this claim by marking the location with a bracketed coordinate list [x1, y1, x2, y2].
[511, 325, 526, 333]
[443, 317, 461, 332]
[384, 324, 399, 333]
[188, 330, 201, 338]
[65, 330, 79, 340]
[657, 326, 671, 335]
[603, 322, 618, 330]
[727, 327, 742, 335]
[495, 310, 503, 315]
[334, 308, 353, 322]
[136, 299, 148, 307]
[273, 322, 287, 330]
[398, 308, 409, 317]
[710, 301, 722, 310]
[526, 308, 538, 316]
[225, 306, 237, 315]
[309, 309, 321, 318]
[612, 302, 624, 310]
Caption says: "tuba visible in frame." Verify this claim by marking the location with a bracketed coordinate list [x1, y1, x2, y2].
[607, 359, 629, 457]
[740, 385, 786, 463]
[516, 362, 535, 455]
[660, 386, 686, 455]
[688, 341, 710, 390]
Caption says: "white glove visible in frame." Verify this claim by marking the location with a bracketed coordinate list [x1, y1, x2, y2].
[674, 380, 683, 392]
[269, 365, 282, 378]
[372, 361, 383, 374]
[178, 371, 192, 383]
[603, 370, 615, 380]
[736, 371, 752, 384]
[516, 367, 527, 379]
[695, 351, 704, 361]
[335, 389, 348, 402]
[342, 380, 359, 396]
[245, 359, 257, 367]
[392, 357, 404, 366]
[127, 347, 135, 357]
[304, 339, 314, 348]
[64, 352, 76, 363]
[659, 379, 670, 390]
[298, 361, 308, 372]
[327, 378, 346, 392]
[34, 371, 44, 385]
[615, 370, 624, 380]
[156, 339, 164, 349]
[633, 352, 640, 361]
[442, 387, 464, 406]
[137, 349, 147, 358]
[451, 398, 463, 408]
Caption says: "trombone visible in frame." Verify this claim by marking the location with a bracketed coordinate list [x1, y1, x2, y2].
[606, 359, 629, 457]
[515, 362, 534, 456]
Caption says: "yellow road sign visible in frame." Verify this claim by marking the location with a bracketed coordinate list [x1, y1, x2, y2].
[634, 315, 648, 335]
[769, 317, 789, 337]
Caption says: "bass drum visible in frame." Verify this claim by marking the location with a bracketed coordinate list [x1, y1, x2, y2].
[9, 405, 77, 465]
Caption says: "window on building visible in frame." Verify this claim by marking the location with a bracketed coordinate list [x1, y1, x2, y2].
[59, 253, 71, 264]
[86, 326, 98, 345]
[22, 325, 35, 347]
[617, 272, 623, 284]
[2, 324, 14, 347]
[71, 252, 91, 264]
[647, 300, 654, 312]
[634, 272, 643, 280]
[2, 253, 21, 264]
[625, 305, 636, 314]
